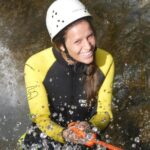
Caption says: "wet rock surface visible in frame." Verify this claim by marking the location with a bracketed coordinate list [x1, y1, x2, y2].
[0, 0, 149, 149]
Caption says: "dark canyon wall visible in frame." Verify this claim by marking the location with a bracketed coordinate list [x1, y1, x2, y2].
[0, 0, 149, 149]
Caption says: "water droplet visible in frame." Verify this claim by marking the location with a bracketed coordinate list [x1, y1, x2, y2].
[132, 143, 136, 148]
[52, 97, 55, 101]
[47, 124, 53, 130]
[33, 132, 37, 137]
[80, 103, 88, 107]
[125, 63, 128, 66]
[69, 110, 74, 115]
[67, 72, 70, 76]
[40, 132, 47, 139]
[16, 122, 22, 127]
[79, 99, 88, 107]
[2, 137, 8, 142]
[52, 113, 58, 117]
[71, 105, 77, 109]
[79, 99, 86, 103]
[128, 95, 132, 99]
[92, 127, 98, 133]
[30, 143, 41, 150]
[28, 114, 36, 120]
[134, 137, 140, 143]
[64, 102, 67, 106]
[105, 134, 109, 138]
[60, 107, 65, 111]
[79, 77, 82, 81]
[49, 78, 53, 82]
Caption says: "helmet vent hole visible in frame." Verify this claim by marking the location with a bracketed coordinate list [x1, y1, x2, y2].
[62, 20, 64, 23]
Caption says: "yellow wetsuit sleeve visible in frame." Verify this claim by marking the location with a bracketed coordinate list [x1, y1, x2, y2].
[90, 50, 115, 130]
[24, 53, 65, 143]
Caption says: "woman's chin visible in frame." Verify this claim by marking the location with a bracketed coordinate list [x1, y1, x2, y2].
[80, 56, 94, 64]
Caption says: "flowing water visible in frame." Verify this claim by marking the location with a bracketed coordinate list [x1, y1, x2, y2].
[0, 0, 149, 149]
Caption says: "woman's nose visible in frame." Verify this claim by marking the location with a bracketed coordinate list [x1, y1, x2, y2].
[83, 39, 91, 50]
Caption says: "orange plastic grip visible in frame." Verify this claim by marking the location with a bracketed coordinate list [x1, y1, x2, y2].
[96, 140, 123, 150]
[68, 122, 123, 150]
[70, 126, 86, 138]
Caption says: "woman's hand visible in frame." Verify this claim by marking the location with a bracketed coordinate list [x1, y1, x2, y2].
[62, 121, 92, 144]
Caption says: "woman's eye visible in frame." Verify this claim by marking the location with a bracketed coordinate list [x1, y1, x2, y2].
[74, 40, 81, 44]
[88, 33, 94, 38]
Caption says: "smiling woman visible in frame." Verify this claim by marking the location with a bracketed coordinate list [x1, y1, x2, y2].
[18, 0, 115, 149]
[61, 19, 96, 64]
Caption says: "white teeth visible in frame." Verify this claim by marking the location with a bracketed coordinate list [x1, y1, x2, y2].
[81, 51, 92, 57]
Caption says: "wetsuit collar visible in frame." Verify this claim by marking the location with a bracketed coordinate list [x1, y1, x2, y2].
[52, 48, 68, 66]
[52, 48, 87, 73]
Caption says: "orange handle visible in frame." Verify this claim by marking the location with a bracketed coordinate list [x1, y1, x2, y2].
[70, 126, 86, 138]
[68, 122, 123, 150]
[96, 140, 123, 150]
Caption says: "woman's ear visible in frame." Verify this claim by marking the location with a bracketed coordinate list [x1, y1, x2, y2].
[60, 44, 65, 52]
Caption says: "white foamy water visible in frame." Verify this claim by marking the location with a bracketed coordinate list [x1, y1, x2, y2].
[0, 41, 24, 107]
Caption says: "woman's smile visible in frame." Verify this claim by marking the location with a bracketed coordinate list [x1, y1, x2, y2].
[79, 50, 93, 58]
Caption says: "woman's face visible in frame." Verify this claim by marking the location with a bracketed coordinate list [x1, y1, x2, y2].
[62, 20, 96, 64]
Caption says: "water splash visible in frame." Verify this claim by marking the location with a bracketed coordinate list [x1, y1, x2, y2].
[0, 41, 23, 107]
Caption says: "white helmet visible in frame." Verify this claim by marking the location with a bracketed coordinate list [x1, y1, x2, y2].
[46, 0, 91, 40]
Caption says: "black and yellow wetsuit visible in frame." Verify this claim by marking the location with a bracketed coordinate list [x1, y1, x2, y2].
[21, 47, 114, 148]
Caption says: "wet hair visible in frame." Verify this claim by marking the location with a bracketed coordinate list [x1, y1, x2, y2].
[52, 17, 101, 106]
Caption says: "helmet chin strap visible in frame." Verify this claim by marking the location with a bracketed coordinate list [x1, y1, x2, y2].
[62, 41, 77, 63]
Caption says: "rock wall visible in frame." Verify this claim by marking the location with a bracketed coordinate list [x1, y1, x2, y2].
[0, 0, 149, 149]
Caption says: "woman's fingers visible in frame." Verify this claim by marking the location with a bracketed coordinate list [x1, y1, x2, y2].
[63, 121, 93, 144]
